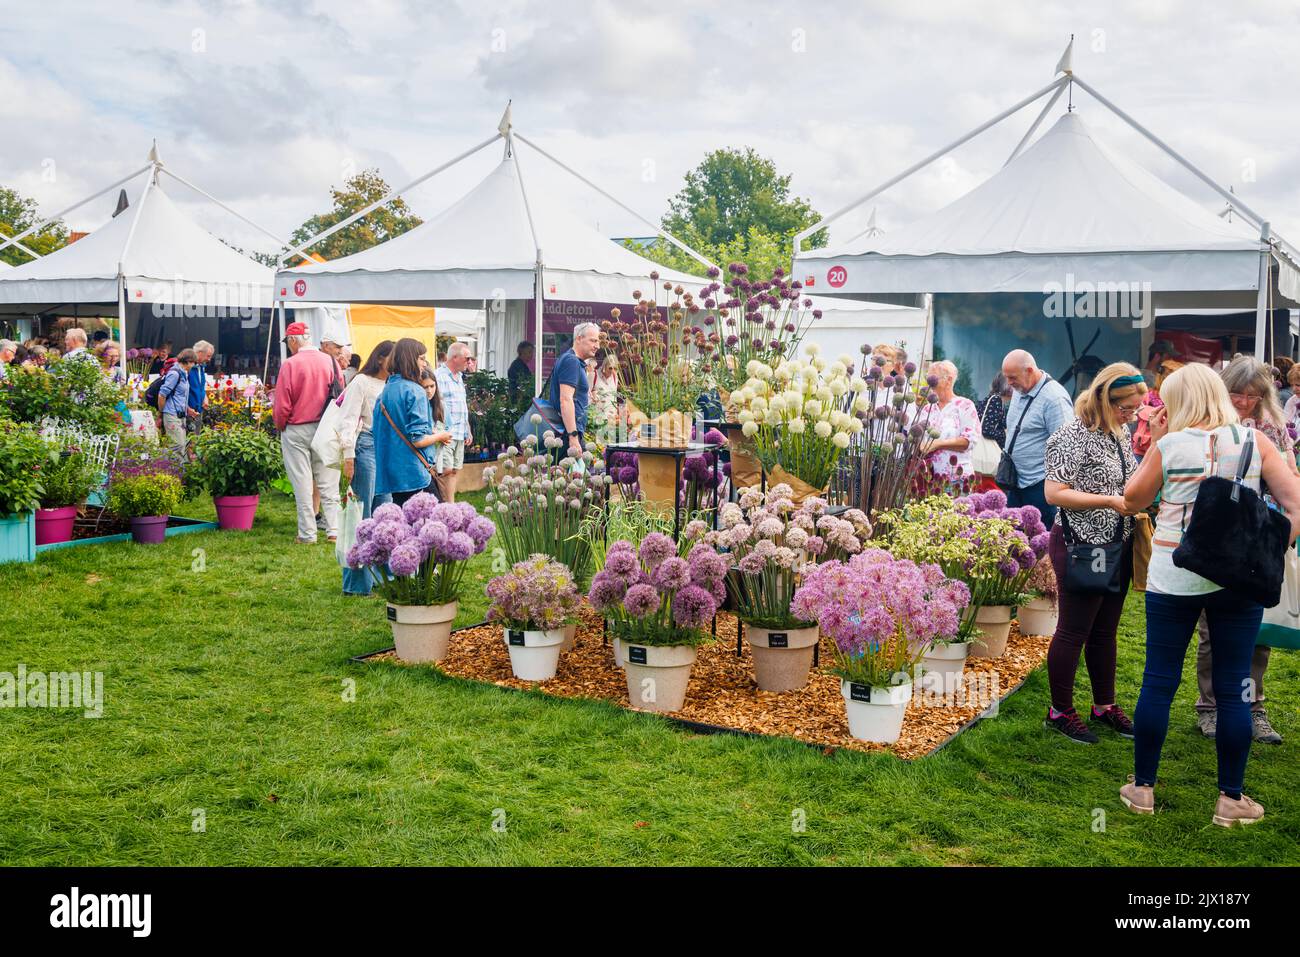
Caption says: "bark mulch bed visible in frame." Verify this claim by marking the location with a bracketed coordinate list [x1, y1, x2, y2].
[362, 604, 1051, 759]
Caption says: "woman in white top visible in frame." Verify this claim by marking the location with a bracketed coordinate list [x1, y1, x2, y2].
[1120, 363, 1300, 826]
[592, 353, 618, 421]
[339, 339, 395, 596]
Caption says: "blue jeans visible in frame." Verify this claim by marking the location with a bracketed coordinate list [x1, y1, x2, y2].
[342, 431, 389, 595]
[1135, 590, 1263, 797]
[1002, 479, 1056, 528]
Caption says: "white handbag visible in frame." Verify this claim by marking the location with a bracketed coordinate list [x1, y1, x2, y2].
[335, 490, 362, 566]
[1259, 541, 1300, 649]
[311, 391, 348, 469]
[971, 436, 1002, 476]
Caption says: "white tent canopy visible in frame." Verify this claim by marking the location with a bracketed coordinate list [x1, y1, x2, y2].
[800, 295, 928, 366]
[277, 152, 708, 307]
[793, 57, 1300, 359]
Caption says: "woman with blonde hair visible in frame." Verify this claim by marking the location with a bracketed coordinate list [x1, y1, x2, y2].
[1041, 363, 1146, 743]
[919, 359, 980, 486]
[1189, 357, 1294, 743]
[1120, 362, 1300, 826]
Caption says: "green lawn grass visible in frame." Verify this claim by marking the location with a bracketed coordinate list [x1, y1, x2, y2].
[1, 490, 1297, 865]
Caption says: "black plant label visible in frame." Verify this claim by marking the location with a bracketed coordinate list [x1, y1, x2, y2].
[768, 632, 788, 648]
[386, 606, 397, 621]
[628, 645, 648, 665]
[849, 682, 872, 702]
[508, 629, 526, 646]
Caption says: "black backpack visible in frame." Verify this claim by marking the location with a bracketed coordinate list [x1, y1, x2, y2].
[145, 368, 183, 407]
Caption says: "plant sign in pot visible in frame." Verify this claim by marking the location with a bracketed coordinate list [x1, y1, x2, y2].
[346, 495, 495, 663]
[587, 533, 726, 713]
[486, 554, 581, 681]
[188, 424, 282, 531]
[34, 439, 99, 546]
[106, 445, 184, 545]
[793, 549, 970, 744]
[0, 420, 48, 564]
[696, 483, 872, 692]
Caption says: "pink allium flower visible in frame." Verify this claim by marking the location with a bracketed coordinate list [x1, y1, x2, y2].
[624, 583, 661, 618]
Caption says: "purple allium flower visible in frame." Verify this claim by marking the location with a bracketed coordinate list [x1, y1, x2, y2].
[588, 570, 628, 611]
[355, 518, 378, 543]
[604, 546, 640, 582]
[638, 532, 675, 571]
[1030, 532, 1051, 557]
[624, 583, 661, 618]
[433, 501, 467, 532]
[418, 519, 449, 553]
[703, 428, 726, 446]
[652, 557, 691, 591]
[439, 531, 476, 562]
[686, 544, 729, 586]
[616, 465, 639, 485]
[372, 503, 404, 525]
[371, 520, 411, 552]
[466, 515, 496, 548]
[401, 492, 439, 524]
[671, 584, 717, 629]
[388, 541, 423, 577]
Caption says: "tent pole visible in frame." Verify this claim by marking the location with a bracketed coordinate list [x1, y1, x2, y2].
[278, 300, 287, 366]
[160, 168, 292, 248]
[1004, 81, 1068, 166]
[1255, 222, 1272, 361]
[534, 259, 545, 398]
[281, 133, 504, 264]
[791, 76, 1068, 259]
[514, 133, 719, 273]
[0, 163, 152, 256]
[1070, 74, 1270, 232]
[261, 304, 275, 383]
[118, 275, 128, 363]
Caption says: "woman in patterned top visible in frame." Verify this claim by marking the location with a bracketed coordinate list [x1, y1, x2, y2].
[1042, 363, 1145, 744]
[1119, 363, 1300, 827]
[919, 360, 980, 485]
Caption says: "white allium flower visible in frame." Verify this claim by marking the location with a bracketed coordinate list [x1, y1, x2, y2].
[833, 431, 851, 449]
[738, 410, 755, 425]
[837, 353, 855, 368]
[750, 396, 768, 412]
[768, 395, 785, 414]
[804, 398, 822, 418]
[830, 379, 848, 397]
[788, 417, 806, 434]
[851, 378, 868, 393]
[854, 394, 872, 413]
[804, 341, 821, 356]
[814, 420, 833, 439]
[848, 418, 865, 434]
[829, 361, 847, 378]
[741, 420, 759, 437]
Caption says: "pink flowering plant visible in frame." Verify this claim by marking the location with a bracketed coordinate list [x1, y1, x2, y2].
[792, 549, 971, 688]
[586, 533, 729, 646]
[688, 483, 872, 629]
[345, 494, 495, 605]
[486, 554, 581, 631]
[1026, 556, 1058, 603]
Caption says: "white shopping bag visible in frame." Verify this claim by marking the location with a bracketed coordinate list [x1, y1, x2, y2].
[335, 491, 362, 566]
[311, 391, 347, 469]
[1259, 542, 1300, 650]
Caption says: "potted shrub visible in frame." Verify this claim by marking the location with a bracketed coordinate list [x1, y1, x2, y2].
[106, 443, 184, 544]
[34, 440, 99, 545]
[188, 424, 282, 530]
[486, 555, 581, 681]
[345, 495, 495, 663]
[1018, 557, 1059, 636]
[587, 532, 727, 713]
[0, 420, 47, 564]
[793, 549, 970, 744]
[696, 483, 872, 691]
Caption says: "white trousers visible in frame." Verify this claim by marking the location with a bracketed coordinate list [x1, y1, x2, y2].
[280, 421, 339, 541]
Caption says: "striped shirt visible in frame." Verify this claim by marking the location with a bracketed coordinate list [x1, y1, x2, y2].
[1148, 425, 1262, 596]
[434, 363, 469, 441]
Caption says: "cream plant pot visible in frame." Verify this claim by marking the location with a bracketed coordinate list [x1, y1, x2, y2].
[622, 643, 697, 713]
[919, 640, 971, 691]
[967, 604, 1012, 659]
[388, 601, 458, 663]
[744, 623, 819, 692]
[841, 679, 912, 744]
[1017, 596, 1058, 637]
[504, 627, 566, 681]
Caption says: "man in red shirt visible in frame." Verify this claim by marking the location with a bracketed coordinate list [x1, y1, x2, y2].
[273, 322, 342, 543]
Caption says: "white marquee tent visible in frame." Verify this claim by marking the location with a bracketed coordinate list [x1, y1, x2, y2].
[793, 45, 1300, 360]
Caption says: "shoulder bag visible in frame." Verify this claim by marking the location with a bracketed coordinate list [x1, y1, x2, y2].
[378, 397, 438, 481]
[994, 389, 1038, 488]
[1059, 432, 1128, 594]
[1172, 429, 1291, 607]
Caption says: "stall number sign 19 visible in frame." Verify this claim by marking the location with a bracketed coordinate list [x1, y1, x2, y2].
[826, 266, 848, 288]
[508, 630, 526, 647]
[767, 632, 789, 648]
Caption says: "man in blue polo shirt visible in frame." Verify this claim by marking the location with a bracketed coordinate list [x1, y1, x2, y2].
[551, 322, 600, 457]
[999, 349, 1075, 526]
[187, 340, 213, 434]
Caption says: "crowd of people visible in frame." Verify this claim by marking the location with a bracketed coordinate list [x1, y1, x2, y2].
[925, 344, 1299, 828]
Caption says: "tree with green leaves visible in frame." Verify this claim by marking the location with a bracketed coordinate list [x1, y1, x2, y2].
[0, 186, 70, 266]
[629, 148, 825, 278]
[287, 169, 422, 262]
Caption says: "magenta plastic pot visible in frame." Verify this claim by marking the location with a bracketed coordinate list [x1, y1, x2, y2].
[34, 506, 78, 546]
[130, 515, 169, 544]
[214, 494, 259, 531]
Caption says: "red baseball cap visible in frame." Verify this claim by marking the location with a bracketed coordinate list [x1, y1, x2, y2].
[281, 321, 310, 341]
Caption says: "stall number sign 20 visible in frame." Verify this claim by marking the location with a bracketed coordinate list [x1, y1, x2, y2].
[826, 266, 847, 289]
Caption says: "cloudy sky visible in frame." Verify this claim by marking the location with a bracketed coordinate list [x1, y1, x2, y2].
[1, 0, 1297, 257]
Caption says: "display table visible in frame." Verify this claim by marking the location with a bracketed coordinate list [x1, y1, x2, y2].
[601, 440, 723, 540]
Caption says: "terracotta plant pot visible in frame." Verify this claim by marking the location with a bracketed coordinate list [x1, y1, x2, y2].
[919, 640, 971, 691]
[968, 604, 1012, 658]
[388, 601, 458, 663]
[745, 623, 819, 692]
[34, 505, 78, 546]
[841, 679, 912, 744]
[129, 515, 168, 545]
[213, 494, 259, 531]
[622, 642, 697, 713]
[503, 627, 565, 681]
[1017, 596, 1058, 637]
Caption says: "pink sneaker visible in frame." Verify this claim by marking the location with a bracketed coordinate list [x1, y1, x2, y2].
[1119, 774, 1155, 815]
[1212, 792, 1264, 828]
